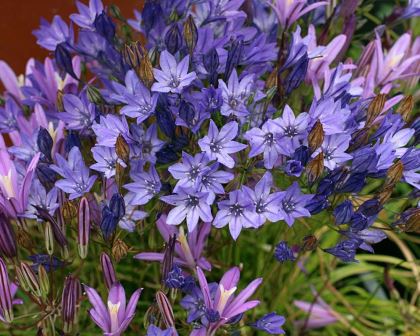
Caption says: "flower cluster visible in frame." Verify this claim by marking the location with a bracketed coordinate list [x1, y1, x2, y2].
[0, 0, 419, 334]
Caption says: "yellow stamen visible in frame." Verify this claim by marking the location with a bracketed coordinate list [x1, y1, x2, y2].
[0, 170, 15, 198]
[107, 301, 120, 332]
[216, 284, 237, 314]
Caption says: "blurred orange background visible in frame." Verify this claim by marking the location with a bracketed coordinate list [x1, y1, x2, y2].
[0, 0, 142, 74]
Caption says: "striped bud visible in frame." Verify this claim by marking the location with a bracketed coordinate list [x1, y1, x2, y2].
[396, 95, 413, 122]
[384, 161, 404, 189]
[116, 134, 130, 164]
[45, 222, 54, 256]
[78, 197, 90, 259]
[0, 213, 17, 259]
[139, 50, 154, 88]
[112, 239, 128, 263]
[19, 262, 41, 297]
[38, 265, 50, 298]
[366, 94, 386, 126]
[0, 258, 13, 323]
[100, 253, 117, 290]
[156, 290, 175, 329]
[306, 152, 324, 185]
[122, 41, 142, 70]
[183, 15, 198, 54]
[87, 85, 105, 105]
[308, 120, 324, 153]
[56, 90, 64, 112]
[62, 276, 81, 333]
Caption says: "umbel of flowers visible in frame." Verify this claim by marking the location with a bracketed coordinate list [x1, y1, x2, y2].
[0, 0, 419, 335]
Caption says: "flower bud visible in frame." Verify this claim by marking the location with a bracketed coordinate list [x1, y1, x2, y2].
[110, 193, 125, 221]
[78, 197, 90, 259]
[94, 12, 116, 42]
[55, 43, 78, 80]
[139, 50, 154, 88]
[0, 213, 17, 259]
[224, 38, 243, 80]
[156, 290, 175, 329]
[87, 85, 105, 105]
[308, 120, 324, 153]
[0, 258, 13, 323]
[116, 134, 130, 164]
[396, 95, 413, 122]
[384, 161, 404, 189]
[183, 15, 198, 54]
[366, 94, 386, 126]
[112, 239, 129, 262]
[285, 53, 308, 95]
[38, 265, 50, 298]
[302, 235, 318, 251]
[306, 152, 324, 185]
[164, 23, 183, 54]
[36, 162, 58, 191]
[44, 222, 54, 256]
[100, 253, 116, 290]
[37, 127, 53, 162]
[64, 130, 82, 153]
[19, 262, 41, 297]
[122, 41, 142, 69]
[333, 200, 353, 224]
[62, 276, 81, 333]
[115, 161, 127, 189]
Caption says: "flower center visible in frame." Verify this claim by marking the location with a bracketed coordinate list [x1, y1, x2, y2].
[282, 199, 296, 213]
[229, 203, 243, 217]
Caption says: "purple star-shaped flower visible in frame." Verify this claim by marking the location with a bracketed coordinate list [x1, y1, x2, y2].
[213, 189, 259, 240]
[90, 146, 125, 179]
[313, 134, 352, 170]
[199, 162, 233, 204]
[151, 50, 197, 93]
[160, 187, 213, 232]
[198, 120, 247, 169]
[124, 165, 161, 206]
[70, 0, 104, 30]
[33, 15, 74, 51]
[92, 115, 130, 147]
[277, 182, 312, 226]
[60, 93, 96, 132]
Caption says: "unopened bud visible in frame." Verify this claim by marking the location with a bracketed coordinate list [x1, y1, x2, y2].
[78, 197, 90, 259]
[366, 94, 386, 126]
[302, 235, 318, 251]
[0, 213, 17, 259]
[183, 15, 198, 54]
[19, 262, 41, 297]
[384, 161, 404, 189]
[62, 276, 82, 333]
[0, 258, 13, 323]
[396, 95, 413, 122]
[156, 290, 175, 329]
[38, 265, 50, 298]
[116, 134, 130, 163]
[57, 90, 64, 112]
[139, 50, 154, 88]
[306, 152, 324, 185]
[308, 120, 324, 153]
[45, 222, 54, 256]
[100, 253, 117, 290]
[112, 239, 129, 263]
[87, 85, 105, 105]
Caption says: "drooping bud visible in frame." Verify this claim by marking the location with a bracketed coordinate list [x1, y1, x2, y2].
[396, 95, 413, 122]
[285, 53, 309, 95]
[0, 214, 17, 259]
[116, 134, 130, 164]
[61, 276, 82, 333]
[44, 222, 54, 256]
[36, 162, 58, 191]
[110, 193, 126, 221]
[162, 234, 176, 285]
[55, 43, 78, 80]
[19, 262, 41, 297]
[64, 130, 82, 153]
[203, 48, 219, 87]
[111, 239, 129, 262]
[100, 253, 117, 290]
[35, 206, 68, 248]
[0, 258, 13, 323]
[37, 127, 54, 163]
[100, 206, 118, 241]
[308, 120, 324, 153]
[179, 100, 196, 127]
[156, 290, 175, 329]
[366, 94, 386, 126]
[78, 197, 90, 259]
[164, 24, 183, 54]
[94, 12, 116, 42]
[183, 15, 198, 54]
[38, 265, 49, 298]
[306, 152, 324, 185]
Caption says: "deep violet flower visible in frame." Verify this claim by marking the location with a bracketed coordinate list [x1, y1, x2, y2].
[277, 182, 312, 226]
[124, 165, 161, 206]
[0, 150, 40, 218]
[313, 134, 352, 170]
[274, 241, 296, 262]
[160, 187, 213, 232]
[151, 50, 197, 93]
[251, 312, 286, 334]
[135, 214, 212, 271]
[85, 282, 142, 336]
[91, 146, 124, 179]
[198, 121, 247, 169]
[70, 0, 104, 30]
[50, 146, 96, 200]
[185, 267, 262, 335]
[60, 93, 96, 132]
[33, 15, 74, 51]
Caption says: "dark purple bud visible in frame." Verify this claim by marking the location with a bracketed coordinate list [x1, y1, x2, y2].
[156, 144, 180, 164]
[109, 193, 125, 220]
[285, 53, 308, 95]
[156, 290, 175, 329]
[401, 148, 420, 170]
[64, 131, 82, 153]
[164, 24, 183, 54]
[78, 197, 90, 259]
[357, 198, 382, 218]
[100, 252, 116, 290]
[203, 48, 219, 86]
[251, 312, 286, 334]
[0, 258, 13, 323]
[350, 213, 368, 232]
[179, 100, 195, 127]
[337, 172, 366, 193]
[316, 177, 334, 197]
[293, 145, 310, 166]
[37, 127, 53, 162]
[162, 234, 176, 285]
[274, 241, 295, 262]
[305, 195, 329, 215]
[61, 276, 81, 333]
[0, 214, 17, 259]
[284, 160, 303, 177]
[333, 200, 353, 224]
[156, 94, 175, 138]
[36, 162, 58, 191]
[142, 0, 163, 32]
[34, 206, 68, 248]
[324, 238, 363, 262]
[352, 147, 378, 173]
[94, 12, 115, 42]
[28, 254, 64, 273]
[55, 43, 78, 80]
[100, 206, 118, 240]
[224, 38, 243, 80]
